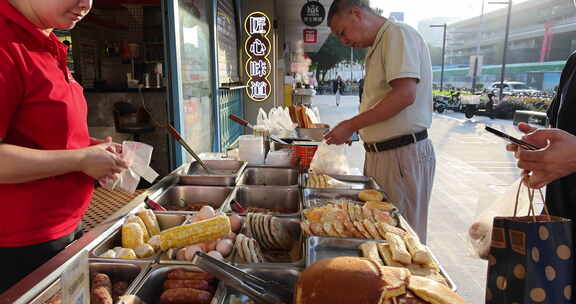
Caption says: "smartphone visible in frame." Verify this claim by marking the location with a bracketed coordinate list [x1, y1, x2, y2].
[485, 126, 539, 150]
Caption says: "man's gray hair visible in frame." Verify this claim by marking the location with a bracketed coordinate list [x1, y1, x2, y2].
[327, 0, 373, 26]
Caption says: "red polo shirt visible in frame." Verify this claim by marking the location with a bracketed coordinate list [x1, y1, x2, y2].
[0, 0, 94, 246]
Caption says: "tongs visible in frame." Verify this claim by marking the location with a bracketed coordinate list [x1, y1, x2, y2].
[228, 114, 289, 145]
[165, 124, 213, 174]
[192, 252, 292, 304]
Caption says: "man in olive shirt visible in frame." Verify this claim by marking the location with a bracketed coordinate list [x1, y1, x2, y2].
[324, 0, 435, 242]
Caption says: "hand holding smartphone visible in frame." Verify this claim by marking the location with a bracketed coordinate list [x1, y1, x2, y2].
[485, 126, 539, 150]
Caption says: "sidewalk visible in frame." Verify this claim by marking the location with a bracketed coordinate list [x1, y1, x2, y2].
[311, 93, 493, 303]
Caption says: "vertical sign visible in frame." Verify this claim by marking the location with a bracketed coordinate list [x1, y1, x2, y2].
[244, 12, 271, 102]
[62, 250, 90, 304]
[303, 29, 317, 43]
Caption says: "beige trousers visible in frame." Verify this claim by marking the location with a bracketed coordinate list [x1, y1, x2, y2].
[364, 138, 436, 243]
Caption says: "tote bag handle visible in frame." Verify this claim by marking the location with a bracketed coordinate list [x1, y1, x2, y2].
[513, 176, 551, 221]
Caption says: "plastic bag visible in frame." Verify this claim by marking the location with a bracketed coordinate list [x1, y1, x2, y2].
[100, 141, 159, 193]
[309, 141, 351, 175]
[468, 177, 533, 259]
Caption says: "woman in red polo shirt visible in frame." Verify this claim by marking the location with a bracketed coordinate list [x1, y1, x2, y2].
[0, 0, 128, 292]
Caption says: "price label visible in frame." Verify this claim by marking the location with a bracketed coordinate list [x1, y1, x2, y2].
[61, 250, 90, 304]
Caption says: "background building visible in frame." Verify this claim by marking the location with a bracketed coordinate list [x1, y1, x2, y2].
[434, 0, 573, 90]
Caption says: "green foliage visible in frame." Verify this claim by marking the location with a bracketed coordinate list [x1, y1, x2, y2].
[310, 34, 367, 82]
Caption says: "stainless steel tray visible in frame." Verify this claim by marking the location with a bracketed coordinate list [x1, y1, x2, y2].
[176, 160, 247, 186]
[133, 264, 223, 304]
[90, 213, 187, 260]
[217, 266, 301, 304]
[301, 173, 381, 190]
[223, 186, 302, 215]
[28, 260, 150, 304]
[305, 236, 457, 291]
[302, 188, 389, 209]
[149, 185, 235, 213]
[237, 167, 299, 187]
[233, 216, 304, 267]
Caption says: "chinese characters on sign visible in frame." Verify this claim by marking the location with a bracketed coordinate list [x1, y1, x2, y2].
[301, 1, 325, 27]
[303, 29, 317, 43]
[244, 12, 272, 102]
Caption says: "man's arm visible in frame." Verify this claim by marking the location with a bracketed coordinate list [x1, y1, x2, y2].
[324, 78, 417, 145]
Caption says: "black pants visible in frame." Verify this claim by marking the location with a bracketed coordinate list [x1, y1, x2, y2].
[0, 224, 83, 293]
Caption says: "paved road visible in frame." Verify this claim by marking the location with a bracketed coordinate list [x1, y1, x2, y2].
[312, 94, 526, 304]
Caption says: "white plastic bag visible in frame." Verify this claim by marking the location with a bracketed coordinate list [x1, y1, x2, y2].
[309, 141, 351, 175]
[468, 177, 533, 259]
[100, 141, 159, 193]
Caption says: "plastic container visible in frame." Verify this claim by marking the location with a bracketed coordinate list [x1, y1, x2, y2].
[291, 144, 318, 169]
[239, 135, 266, 165]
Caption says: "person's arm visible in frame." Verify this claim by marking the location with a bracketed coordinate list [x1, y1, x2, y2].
[0, 140, 128, 184]
[324, 78, 417, 145]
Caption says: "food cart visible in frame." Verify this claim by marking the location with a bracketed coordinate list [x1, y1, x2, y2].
[1, 142, 461, 304]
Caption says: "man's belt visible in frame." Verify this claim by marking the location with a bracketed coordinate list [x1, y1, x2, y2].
[364, 130, 428, 153]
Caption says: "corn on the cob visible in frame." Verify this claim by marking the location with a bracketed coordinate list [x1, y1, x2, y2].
[404, 235, 432, 264]
[137, 210, 161, 236]
[385, 232, 412, 265]
[126, 215, 150, 241]
[122, 222, 145, 249]
[159, 214, 231, 250]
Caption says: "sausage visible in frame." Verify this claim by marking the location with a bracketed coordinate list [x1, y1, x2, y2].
[91, 286, 113, 304]
[166, 269, 214, 281]
[91, 273, 112, 293]
[160, 288, 212, 304]
[112, 280, 129, 299]
[163, 279, 211, 291]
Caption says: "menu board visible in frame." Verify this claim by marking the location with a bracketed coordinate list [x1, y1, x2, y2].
[216, 0, 240, 84]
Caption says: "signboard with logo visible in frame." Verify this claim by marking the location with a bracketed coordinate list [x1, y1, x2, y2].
[244, 12, 271, 102]
[303, 29, 317, 43]
[301, 0, 325, 27]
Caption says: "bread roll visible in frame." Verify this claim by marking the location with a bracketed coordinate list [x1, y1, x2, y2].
[358, 189, 384, 202]
[408, 276, 467, 304]
[294, 257, 391, 304]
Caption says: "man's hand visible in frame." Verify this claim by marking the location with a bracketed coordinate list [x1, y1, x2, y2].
[324, 120, 355, 145]
[516, 129, 576, 188]
[505, 122, 538, 155]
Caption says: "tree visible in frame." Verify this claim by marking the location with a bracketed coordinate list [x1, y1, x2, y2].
[309, 34, 367, 82]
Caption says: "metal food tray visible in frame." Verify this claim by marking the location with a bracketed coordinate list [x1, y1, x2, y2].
[301, 173, 381, 190]
[222, 186, 302, 215]
[133, 264, 223, 304]
[232, 216, 304, 267]
[237, 167, 299, 187]
[302, 188, 390, 209]
[305, 236, 457, 291]
[149, 185, 235, 213]
[176, 160, 247, 186]
[28, 260, 150, 304]
[90, 213, 188, 260]
[217, 266, 301, 304]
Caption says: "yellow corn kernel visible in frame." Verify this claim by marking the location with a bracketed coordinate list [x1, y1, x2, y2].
[126, 215, 150, 241]
[137, 210, 161, 236]
[159, 214, 231, 250]
[122, 222, 145, 250]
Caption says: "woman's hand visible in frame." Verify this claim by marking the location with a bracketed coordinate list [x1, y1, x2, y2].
[90, 136, 122, 154]
[80, 141, 128, 180]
